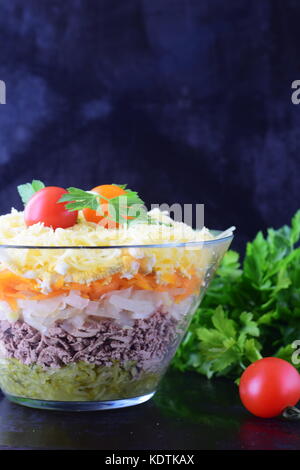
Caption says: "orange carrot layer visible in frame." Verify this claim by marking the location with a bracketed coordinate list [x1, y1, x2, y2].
[0, 269, 201, 310]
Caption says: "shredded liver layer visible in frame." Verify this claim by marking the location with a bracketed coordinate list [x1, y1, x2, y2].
[0, 311, 181, 371]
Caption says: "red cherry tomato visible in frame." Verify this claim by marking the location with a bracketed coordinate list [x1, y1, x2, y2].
[24, 187, 78, 229]
[239, 357, 300, 418]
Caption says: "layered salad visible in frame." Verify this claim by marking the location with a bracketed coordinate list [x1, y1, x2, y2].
[0, 181, 234, 404]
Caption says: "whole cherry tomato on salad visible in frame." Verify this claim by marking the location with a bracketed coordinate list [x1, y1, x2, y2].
[24, 187, 78, 229]
[239, 357, 300, 418]
[83, 184, 128, 228]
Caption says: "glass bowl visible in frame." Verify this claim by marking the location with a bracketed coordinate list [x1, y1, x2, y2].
[0, 233, 233, 410]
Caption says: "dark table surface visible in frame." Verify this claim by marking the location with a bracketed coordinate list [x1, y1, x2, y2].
[0, 369, 299, 450]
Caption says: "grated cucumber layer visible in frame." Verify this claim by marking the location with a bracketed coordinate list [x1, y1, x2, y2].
[0, 358, 160, 401]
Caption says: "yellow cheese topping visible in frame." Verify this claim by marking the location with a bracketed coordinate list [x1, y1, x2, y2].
[0, 208, 225, 283]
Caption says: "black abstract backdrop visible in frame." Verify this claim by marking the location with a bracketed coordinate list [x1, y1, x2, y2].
[0, 0, 300, 251]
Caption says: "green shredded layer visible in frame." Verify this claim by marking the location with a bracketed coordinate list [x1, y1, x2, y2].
[0, 358, 160, 401]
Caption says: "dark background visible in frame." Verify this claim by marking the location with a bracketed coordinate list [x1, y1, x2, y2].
[0, 0, 300, 252]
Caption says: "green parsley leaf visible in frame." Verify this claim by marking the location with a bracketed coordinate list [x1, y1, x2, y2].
[17, 180, 45, 205]
[58, 185, 149, 226]
[112, 184, 128, 190]
[59, 188, 101, 212]
[291, 210, 300, 245]
[107, 190, 147, 225]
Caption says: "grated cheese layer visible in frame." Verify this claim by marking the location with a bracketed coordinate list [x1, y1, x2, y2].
[0, 208, 230, 282]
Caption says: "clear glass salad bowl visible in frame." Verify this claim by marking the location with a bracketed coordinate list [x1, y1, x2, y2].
[0, 233, 233, 410]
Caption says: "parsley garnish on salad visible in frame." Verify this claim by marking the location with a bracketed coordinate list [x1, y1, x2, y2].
[59, 185, 145, 225]
[172, 210, 300, 379]
[16, 181, 171, 228]
[59, 184, 172, 227]
[17, 180, 45, 205]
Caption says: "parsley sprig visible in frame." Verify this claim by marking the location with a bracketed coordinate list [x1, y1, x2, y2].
[17, 181, 172, 227]
[172, 210, 300, 379]
[58, 186, 148, 226]
[17, 180, 45, 205]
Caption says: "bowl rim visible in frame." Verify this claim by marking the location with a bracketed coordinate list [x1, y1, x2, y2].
[0, 231, 234, 249]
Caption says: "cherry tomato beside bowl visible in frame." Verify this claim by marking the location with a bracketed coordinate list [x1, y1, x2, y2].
[24, 186, 78, 229]
[239, 357, 300, 418]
